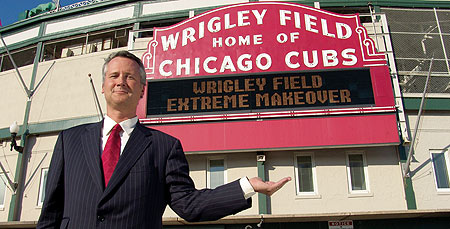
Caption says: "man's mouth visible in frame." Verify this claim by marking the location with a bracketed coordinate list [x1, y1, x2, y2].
[113, 88, 129, 93]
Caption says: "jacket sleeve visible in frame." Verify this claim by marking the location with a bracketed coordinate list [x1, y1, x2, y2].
[165, 139, 251, 222]
[37, 132, 65, 228]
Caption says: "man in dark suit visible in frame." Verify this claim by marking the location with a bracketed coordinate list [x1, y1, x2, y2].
[37, 51, 290, 229]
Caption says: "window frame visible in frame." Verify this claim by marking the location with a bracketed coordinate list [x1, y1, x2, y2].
[206, 157, 227, 189]
[346, 151, 370, 194]
[294, 152, 319, 197]
[37, 168, 49, 207]
[0, 45, 37, 72]
[430, 149, 450, 193]
[0, 173, 8, 210]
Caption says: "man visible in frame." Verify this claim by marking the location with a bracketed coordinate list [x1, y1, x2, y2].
[37, 51, 290, 228]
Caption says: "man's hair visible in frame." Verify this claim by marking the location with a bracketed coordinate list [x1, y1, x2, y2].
[102, 51, 147, 85]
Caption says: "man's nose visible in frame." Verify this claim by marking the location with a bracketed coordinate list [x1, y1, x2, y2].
[116, 75, 127, 85]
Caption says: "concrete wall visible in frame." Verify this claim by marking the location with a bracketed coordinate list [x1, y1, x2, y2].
[18, 134, 57, 222]
[265, 146, 407, 214]
[0, 133, 57, 221]
[0, 143, 19, 221]
[406, 111, 450, 209]
[163, 146, 407, 218]
[0, 65, 34, 128]
[0, 48, 128, 129]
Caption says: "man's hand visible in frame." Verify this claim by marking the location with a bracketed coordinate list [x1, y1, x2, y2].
[249, 177, 291, 196]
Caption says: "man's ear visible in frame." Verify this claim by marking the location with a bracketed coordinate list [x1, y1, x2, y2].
[140, 85, 145, 98]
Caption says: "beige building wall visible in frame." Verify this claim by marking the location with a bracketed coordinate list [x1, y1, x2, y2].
[265, 146, 407, 214]
[0, 142, 19, 221]
[0, 65, 34, 128]
[18, 134, 57, 221]
[406, 111, 450, 210]
[0, 134, 57, 221]
[0, 48, 133, 129]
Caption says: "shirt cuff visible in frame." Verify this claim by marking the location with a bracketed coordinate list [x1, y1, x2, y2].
[239, 177, 256, 199]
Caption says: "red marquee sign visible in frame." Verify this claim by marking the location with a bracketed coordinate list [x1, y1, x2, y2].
[142, 2, 386, 79]
[137, 2, 399, 152]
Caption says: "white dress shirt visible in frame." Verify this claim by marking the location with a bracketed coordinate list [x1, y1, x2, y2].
[101, 115, 255, 199]
[102, 116, 138, 154]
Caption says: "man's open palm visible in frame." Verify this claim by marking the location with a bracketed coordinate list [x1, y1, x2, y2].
[249, 177, 291, 196]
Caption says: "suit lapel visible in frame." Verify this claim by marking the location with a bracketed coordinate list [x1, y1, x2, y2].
[81, 121, 104, 192]
[101, 122, 152, 198]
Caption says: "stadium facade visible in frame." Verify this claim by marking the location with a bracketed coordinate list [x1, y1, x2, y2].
[0, 0, 449, 228]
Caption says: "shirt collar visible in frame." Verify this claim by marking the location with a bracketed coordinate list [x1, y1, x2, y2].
[103, 115, 138, 137]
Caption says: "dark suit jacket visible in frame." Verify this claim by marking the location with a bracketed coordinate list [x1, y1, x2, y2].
[37, 121, 251, 228]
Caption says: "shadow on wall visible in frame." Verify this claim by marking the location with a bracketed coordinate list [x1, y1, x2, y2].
[409, 144, 450, 179]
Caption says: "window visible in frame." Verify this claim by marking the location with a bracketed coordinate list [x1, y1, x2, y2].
[346, 153, 369, 193]
[0, 46, 37, 72]
[41, 26, 131, 61]
[207, 158, 226, 189]
[430, 150, 450, 191]
[139, 18, 187, 38]
[0, 174, 7, 209]
[38, 168, 49, 206]
[294, 153, 318, 196]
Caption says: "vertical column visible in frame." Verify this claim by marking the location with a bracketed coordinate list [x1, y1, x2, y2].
[257, 152, 267, 214]
[398, 146, 417, 209]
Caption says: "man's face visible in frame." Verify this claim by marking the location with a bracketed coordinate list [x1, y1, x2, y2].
[102, 56, 145, 112]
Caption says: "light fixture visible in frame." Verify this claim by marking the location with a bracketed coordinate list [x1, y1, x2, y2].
[9, 121, 23, 153]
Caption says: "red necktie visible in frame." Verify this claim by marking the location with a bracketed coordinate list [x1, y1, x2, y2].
[102, 124, 122, 187]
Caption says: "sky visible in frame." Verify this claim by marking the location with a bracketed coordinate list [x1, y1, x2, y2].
[0, 0, 84, 26]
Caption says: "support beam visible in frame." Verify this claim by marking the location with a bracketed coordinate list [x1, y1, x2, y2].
[8, 42, 43, 221]
[403, 58, 433, 178]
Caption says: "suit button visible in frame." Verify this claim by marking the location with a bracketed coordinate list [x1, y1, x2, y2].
[97, 215, 105, 222]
